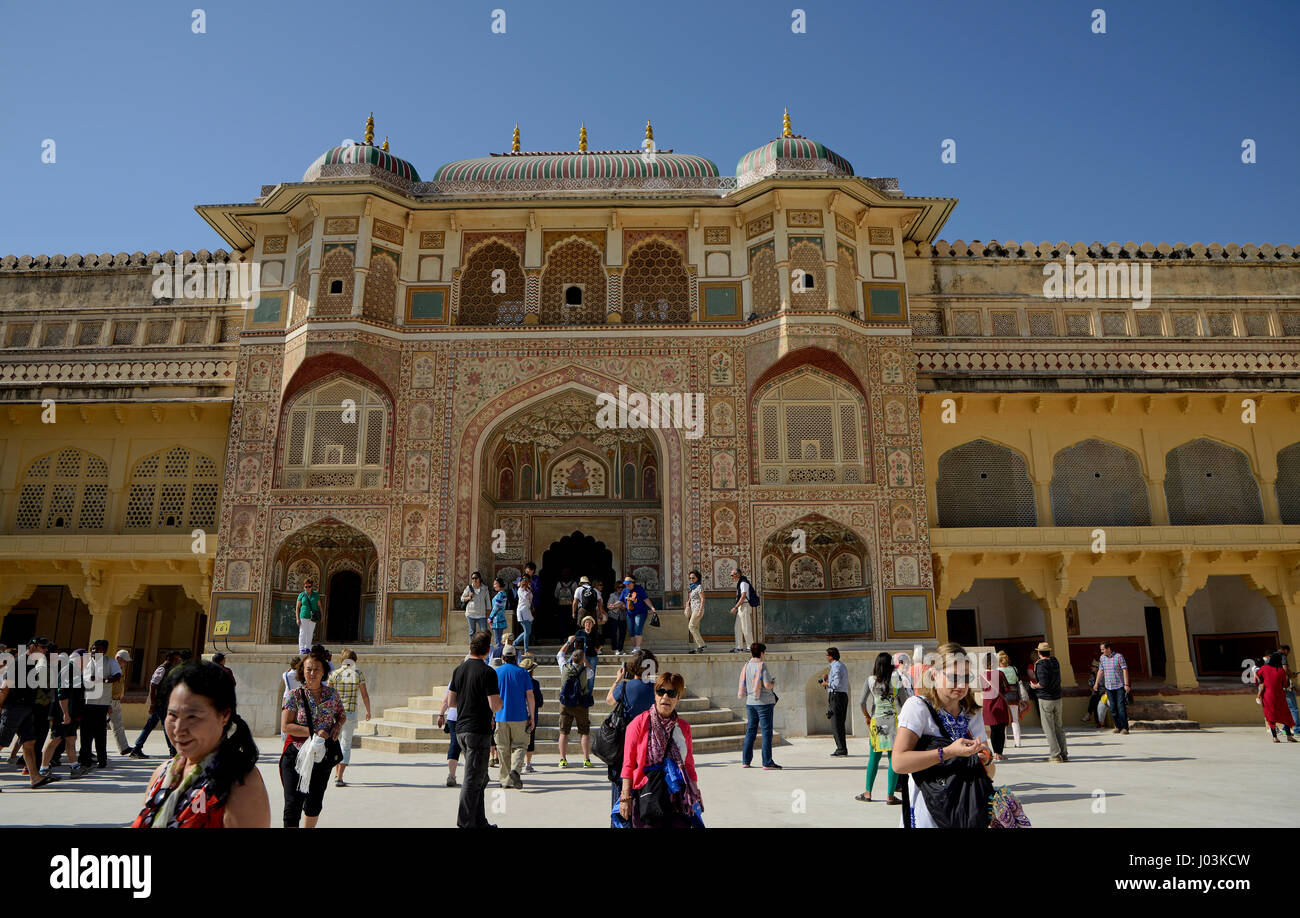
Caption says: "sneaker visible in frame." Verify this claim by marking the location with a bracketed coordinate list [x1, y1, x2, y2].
[763, 763, 782, 770]
[1120, 728, 1129, 735]
[1049, 755, 1064, 763]
[741, 763, 752, 768]
[128, 749, 148, 759]
[524, 764, 536, 774]
[335, 778, 346, 787]
[445, 775, 458, 788]
[118, 749, 132, 757]
[559, 757, 568, 768]
[582, 759, 595, 768]
[508, 770, 523, 788]
[70, 764, 91, 778]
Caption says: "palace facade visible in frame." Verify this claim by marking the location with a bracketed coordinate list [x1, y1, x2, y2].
[1, 113, 1298, 716]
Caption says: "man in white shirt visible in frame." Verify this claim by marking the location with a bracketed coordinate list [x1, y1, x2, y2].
[729, 568, 756, 653]
[78, 640, 120, 770]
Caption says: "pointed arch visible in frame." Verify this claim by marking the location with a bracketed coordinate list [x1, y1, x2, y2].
[124, 445, 221, 531]
[1050, 438, 1151, 526]
[458, 239, 526, 325]
[14, 447, 109, 531]
[937, 439, 1036, 527]
[540, 236, 607, 325]
[1164, 437, 1262, 525]
[622, 238, 690, 324]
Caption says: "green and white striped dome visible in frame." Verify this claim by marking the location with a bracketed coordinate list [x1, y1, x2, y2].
[304, 142, 421, 183]
[432, 151, 720, 182]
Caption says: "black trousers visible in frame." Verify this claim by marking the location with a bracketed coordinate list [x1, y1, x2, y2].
[457, 731, 492, 828]
[279, 747, 333, 827]
[78, 705, 109, 767]
[829, 692, 849, 753]
[990, 723, 1007, 755]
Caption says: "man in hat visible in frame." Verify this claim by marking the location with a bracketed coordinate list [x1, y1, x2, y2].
[572, 575, 602, 623]
[110, 649, 133, 755]
[1028, 641, 1068, 762]
[492, 643, 535, 789]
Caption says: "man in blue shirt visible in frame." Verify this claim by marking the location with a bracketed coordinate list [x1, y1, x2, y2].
[493, 644, 536, 789]
[821, 647, 850, 756]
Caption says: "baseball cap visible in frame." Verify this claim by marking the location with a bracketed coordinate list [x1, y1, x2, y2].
[116, 649, 132, 661]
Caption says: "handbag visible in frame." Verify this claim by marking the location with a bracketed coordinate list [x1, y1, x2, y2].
[299, 687, 345, 769]
[649, 611, 661, 628]
[593, 683, 629, 764]
[634, 720, 677, 825]
[904, 700, 995, 829]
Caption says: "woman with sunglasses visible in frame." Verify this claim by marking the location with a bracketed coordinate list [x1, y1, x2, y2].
[891, 642, 994, 828]
[618, 671, 703, 828]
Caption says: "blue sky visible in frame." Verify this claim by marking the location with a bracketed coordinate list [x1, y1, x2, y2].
[1, 0, 1296, 254]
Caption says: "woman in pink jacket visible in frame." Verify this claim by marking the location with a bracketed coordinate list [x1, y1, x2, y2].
[618, 671, 704, 828]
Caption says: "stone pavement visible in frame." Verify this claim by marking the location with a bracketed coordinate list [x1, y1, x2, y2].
[2, 725, 1295, 828]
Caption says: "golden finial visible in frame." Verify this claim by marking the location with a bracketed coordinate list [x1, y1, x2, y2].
[782, 108, 793, 138]
[364, 112, 375, 146]
[645, 120, 654, 143]
[579, 121, 588, 152]
[512, 123, 520, 153]
[381, 136, 389, 152]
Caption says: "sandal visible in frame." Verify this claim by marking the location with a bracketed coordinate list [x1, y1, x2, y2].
[31, 774, 60, 788]
[886, 796, 901, 805]
[854, 792, 872, 802]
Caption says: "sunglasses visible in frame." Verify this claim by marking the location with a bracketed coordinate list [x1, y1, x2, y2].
[655, 688, 679, 698]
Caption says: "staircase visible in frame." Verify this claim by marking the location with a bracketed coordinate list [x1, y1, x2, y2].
[1127, 700, 1200, 730]
[354, 660, 778, 755]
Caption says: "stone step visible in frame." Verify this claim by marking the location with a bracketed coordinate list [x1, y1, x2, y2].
[354, 732, 778, 756]
[356, 719, 442, 740]
[1130, 719, 1200, 730]
[1128, 702, 1190, 721]
[532, 720, 751, 741]
[534, 705, 732, 726]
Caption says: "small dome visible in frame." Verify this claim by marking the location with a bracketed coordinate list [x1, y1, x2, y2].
[303, 141, 420, 183]
[736, 111, 853, 186]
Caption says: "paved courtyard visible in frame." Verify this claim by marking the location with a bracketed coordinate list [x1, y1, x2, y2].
[2, 725, 1294, 828]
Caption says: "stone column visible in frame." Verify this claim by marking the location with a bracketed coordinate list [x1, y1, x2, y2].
[1029, 428, 1053, 526]
[351, 267, 368, 317]
[523, 268, 541, 324]
[307, 269, 321, 318]
[822, 253, 839, 312]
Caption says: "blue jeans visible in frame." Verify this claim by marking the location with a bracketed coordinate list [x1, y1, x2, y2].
[1106, 684, 1129, 730]
[628, 611, 648, 637]
[743, 703, 775, 767]
[517, 619, 533, 652]
[1285, 690, 1298, 729]
[132, 710, 175, 755]
[467, 616, 487, 640]
[491, 627, 505, 648]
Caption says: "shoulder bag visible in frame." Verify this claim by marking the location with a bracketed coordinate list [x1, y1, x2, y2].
[593, 681, 629, 764]
[300, 687, 345, 769]
[903, 699, 994, 829]
[635, 719, 677, 825]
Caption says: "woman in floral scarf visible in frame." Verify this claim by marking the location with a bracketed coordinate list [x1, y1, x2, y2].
[618, 671, 703, 828]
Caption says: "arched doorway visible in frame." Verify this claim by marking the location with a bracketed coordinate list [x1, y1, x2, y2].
[538, 531, 616, 641]
[759, 514, 872, 640]
[326, 570, 363, 643]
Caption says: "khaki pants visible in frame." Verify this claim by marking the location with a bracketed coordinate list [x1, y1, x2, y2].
[686, 606, 705, 648]
[109, 699, 130, 753]
[734, 607, 754, 650]
[1039, 697, 1068, 760]
[494, 720, 529, 783]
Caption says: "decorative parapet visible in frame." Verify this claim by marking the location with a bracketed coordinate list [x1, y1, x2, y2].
[909, 239, 1300, 262]
[0, 249, 245, 271]
[913, 340, 1300, 376]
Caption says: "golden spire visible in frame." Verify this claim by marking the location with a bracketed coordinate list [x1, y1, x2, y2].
[512, 123, 520, 153]
[579, 121, 588, 153]
[364, 112, 375, 146]
[381, 136, 389, 152]
[645, 120, 654, 144]
[782, 108, 793, 138]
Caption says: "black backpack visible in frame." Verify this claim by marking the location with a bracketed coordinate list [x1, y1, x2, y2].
[900, 699, 994, 829]
[578, 584, 599, 614]
[738, 576, 760, 607]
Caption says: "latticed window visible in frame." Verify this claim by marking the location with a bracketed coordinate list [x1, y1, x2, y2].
[749, 244, 779, 317]
[540, 240, 606, 325]
[1100, 312, 1129, 336]
[937, 439, 1036, 527]
[1207, 312, 1235, 337]
[1244, 312, 1271, 337]
[281, 378, 387, 489]
[458, 241, 525, 326]
[1027, 312, 1056, 337]
[1277, 443, 1300, 524]
[77, 322, 103, 346]
[1171, 312, 1200, 336]
[1065, 313, 1093, 336]
[991, 312, 1019, 336]
[113, 321, 138, 345]
[622, 240, 690, 324]
[835, 244, 857, 313]
[1283, 312, 1300, 336]
[1050, 439, 1151, 526]
[316, 245, 356, 316]
[755, 371, 865, 484]
[41, 324, 68, 347]
[181, 319, 208, 344]
[912, 311, 942, 335]
[15, 448, 109, 531]
[125, 446, 220, 530]
[145, 320, 172, 344]
[1136, 312, 1164, 336]
[951, 311, 982, 335]
[788, 241, 828, 311]
[1164, 438, 1263, 525]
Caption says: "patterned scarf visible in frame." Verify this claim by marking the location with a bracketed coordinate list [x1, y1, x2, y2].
[139, 752, 217, 828]
[646, 707, 702, 814]
[934, 706, 971, 741]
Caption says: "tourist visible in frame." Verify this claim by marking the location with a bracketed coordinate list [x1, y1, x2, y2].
[575, 615, 603, 683]
[489, 578, 509, 649]
[1094, 642, 1131, 735]
[515, 575, 535, 652]
[856, 651, 906, 804]
[0, 640, 59, 787]
[894, 652, 915, 694]
[892, 642, 995, 828]
[437, 662, 465, 787]
[297, 578, 322, 654]
[685, 570, 707, 654]
[42, 649, 88, 778]
[1257, 652, 1296, 742]
[604, 579, 628, 654]
[980, 661, 1012, 761]
[519, 654, 543, 774]
[461, 571, 490, 640]
[131, 661, 269, 828]
[556, 642, 595, 768]
[211, 652, 235, 685]
[821, 646, 850, 756]
[556, 568, 578, 622]
[1279, 645, 1300, 730]
[327, 649, 372, 787]
[513, 562, 540, 620]
[997, 651, 1025, 748]
[492, 644, 535, 789]
[279, 649, 345, 828]
[110, 649, 133, 756]
[1083, 656, 1104, 727]
[618, 671, 704, 828]
[728, 568, 756, 653]
[279, 655, 301, 739]
[738, 642, 779, 769]
[445, 631, 501, 828]
[1028, 641, 1068, 762]
[77, 639, 118, 771]
[572, 575, 602, 627]
[618, 574, 657, 653]
[605, 650, 658, 823]
[130, 650, 181, 758]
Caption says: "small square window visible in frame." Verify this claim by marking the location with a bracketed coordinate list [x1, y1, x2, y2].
[564, 285, 583, 306]
[329, 280, 344, 295]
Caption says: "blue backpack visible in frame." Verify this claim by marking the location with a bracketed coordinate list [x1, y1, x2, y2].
[560, 666, 590, 707]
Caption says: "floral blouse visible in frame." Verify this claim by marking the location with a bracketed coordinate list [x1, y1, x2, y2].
[282, 683, 346, 747]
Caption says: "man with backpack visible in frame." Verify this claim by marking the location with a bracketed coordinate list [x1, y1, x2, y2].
[555, 640, 595, 768]
[729, 568, 759, 653]
[572, 575, 602, 624]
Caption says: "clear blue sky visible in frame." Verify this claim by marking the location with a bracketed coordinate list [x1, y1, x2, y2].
[1, 0, 1296, 255]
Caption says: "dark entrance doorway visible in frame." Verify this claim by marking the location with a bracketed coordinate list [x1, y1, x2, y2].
[947, 609, 979, 647]
[1144, 606, 1167, 681]
[326, 571, 362, 643]
[538, 531, 616, 641]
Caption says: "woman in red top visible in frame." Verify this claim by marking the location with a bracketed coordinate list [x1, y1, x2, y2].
[619, 671, 703, 828]
[980, 665, 1012, 761]
[131, 661, 269, 828]
[1257, 653, 1296, 743]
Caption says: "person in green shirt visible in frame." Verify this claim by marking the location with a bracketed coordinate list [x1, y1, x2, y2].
[297, 579, 321, 653]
